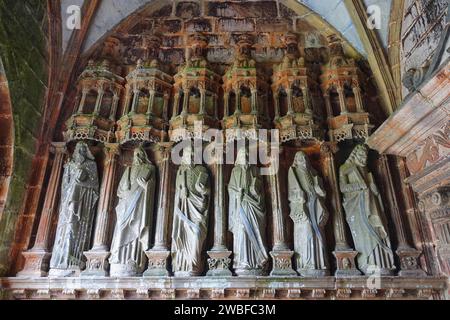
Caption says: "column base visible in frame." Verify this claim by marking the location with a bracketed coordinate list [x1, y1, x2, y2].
[297, 269, 330, 277]
[333, 250, 362, 277]
[81, 251, 110, 277]
[143, 250, 170, 277]
[397, 248, 427, 277]
[207, 250, 232, 277]
[270, 251, 297, 277]
[17, 250, 51, 277]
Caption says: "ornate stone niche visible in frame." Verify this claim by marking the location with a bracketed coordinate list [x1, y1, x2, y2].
[272, 33, 322, 143]
[222, 34, 270, 141]
[64, 60, 124, 143]
[116, 57, 173, 145]
[169, 33, 221, 142]
[321, 35, 373, 143]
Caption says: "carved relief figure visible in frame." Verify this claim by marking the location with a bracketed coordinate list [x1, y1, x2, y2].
[228, 148, 268, 276]
[109, 146, 156, 277]
[288, 151, 329, 276]
[49, 142, 99, 276]
[171, 146, 210, 276]
[339, 144, 395, 275]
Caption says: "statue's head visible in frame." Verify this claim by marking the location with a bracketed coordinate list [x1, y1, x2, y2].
[73, 142, 94, 164]
[181, 145, 193, 166]
[133, 146, 150, 165]
[293, 151, 308, 168]
[349, 144, 369, 167]
[235, 148, 248, 166]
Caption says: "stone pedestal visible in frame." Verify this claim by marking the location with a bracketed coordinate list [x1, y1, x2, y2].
[143, 250, 170, 277]
[17, 250, 51, 277]
[270, 251, 297, 277]
[397, 248, 427, 277]
[207, 250, 233, 277]
[82, 251, 110, 277]
[333, 250, 362, 277]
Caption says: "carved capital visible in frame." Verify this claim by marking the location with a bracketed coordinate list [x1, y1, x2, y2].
[143, 250, 170, 277]
[81, 251, 111, 277]
[269, 251, 297, 277]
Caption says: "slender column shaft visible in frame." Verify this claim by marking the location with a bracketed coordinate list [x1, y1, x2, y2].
[110, 95, 119, 121]
[251, 89, 258, 114]
[235, 88, 241, 114]
[181, 89, 189, 115]
[337, 86, 348, 114]
[353, 86, 365, 112]
[324, 147, 350, 250]
[33, 143, 67, 250]
[122, 87, 132, 116]
[131, 89, 140, 113]
[213, 94, 219, 120]
[324, 94, 333, 118]
[199, 89, 206, 115]
[172, 91, 180, 119]
[224, 92, 230, 117]
[212, 153, 227, 250]
[301, 87, 312, 114]
[153, 144, 173, 250]
[147, 89, 156, 116]
[274, 93, 280, 118]
[163, 92, 170, 121]
[91, 144, 120, 250]
[269, 170, 288, 250]
[93, 89, 105, 115]
[77, 89, 88, 113]
[287, 88, 294, 115]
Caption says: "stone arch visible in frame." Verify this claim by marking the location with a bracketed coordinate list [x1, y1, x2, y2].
[0, 57, 14, 218]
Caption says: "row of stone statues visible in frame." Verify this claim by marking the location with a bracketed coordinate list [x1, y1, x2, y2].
[49, 142, 395, 277]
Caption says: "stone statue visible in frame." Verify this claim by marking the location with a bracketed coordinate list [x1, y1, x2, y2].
[109, 146, 156, 277]
[171, 146, 210, 276]
[339, 144, 395, 275]
[288, 151, 329, 276]
[228, 148, 268, 276]
[49, 142, 99, 277]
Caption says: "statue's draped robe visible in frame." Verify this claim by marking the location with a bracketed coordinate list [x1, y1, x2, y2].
[340, 163, 395, 273]
[171, 165, 210, 276]
[50, 159, 99, 270]
[288, 166, 329, 274]
[109, 163, 155, 274]
[228, 165, 268, 272]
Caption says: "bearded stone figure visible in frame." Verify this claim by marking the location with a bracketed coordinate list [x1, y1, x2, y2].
[171, 146, 210, 277]
[109, 147, 156, 277]
[49, 142, 99, 277]
[339, 144, 396, 275]
[228, 148, 268, 276]
[288, 151, 329, 277]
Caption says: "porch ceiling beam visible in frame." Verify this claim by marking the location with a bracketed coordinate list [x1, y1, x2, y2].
[344, 0, 399, 115]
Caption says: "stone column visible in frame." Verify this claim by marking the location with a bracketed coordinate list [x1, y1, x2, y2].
[181, 89, 189, 116]
[336, 86, 348, 114]
[268, 149, 297, 276]
[18, 143, 66, 277]
[301, 87, 312, 115]
[109, 94, 120, 121]
[207, 143, 232, 276]
[131, 89, 140, 113]
[82, 143, 120, 277]
[93, 88, 105, 115]
[286, 88, 294, 115]
[122, 86, 132, 116]
[379, 155, 426, 276]
[77, 88, 89, 114]
[321, 143, 361, 277]
[273, 93, 280, 119]
[199, 88, 206, 115]
[144, 142, 173, 277]
[251, 88, 258, 114]
[324, 93, 333, 119]
[163, 92, 170, 121]
[146, 89, 156, 117]
[172, 90, 180, 119]
[234, 86, 241, 115]
[352, 86, 365, 113]
[224, 92, 230, 117]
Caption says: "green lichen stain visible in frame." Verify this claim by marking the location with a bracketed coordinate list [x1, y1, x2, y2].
[0, 0, 47, 276]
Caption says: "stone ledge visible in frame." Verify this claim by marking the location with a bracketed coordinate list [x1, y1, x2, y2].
[0, 276, 447, 300]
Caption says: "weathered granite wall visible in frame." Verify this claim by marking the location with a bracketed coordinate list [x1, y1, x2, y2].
[0, 0, 48, 275]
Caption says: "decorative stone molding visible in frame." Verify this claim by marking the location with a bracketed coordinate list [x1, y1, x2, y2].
[143, 250, 171, 277]
[207, 251, 232, 277]
[333, 250, 362, 277]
